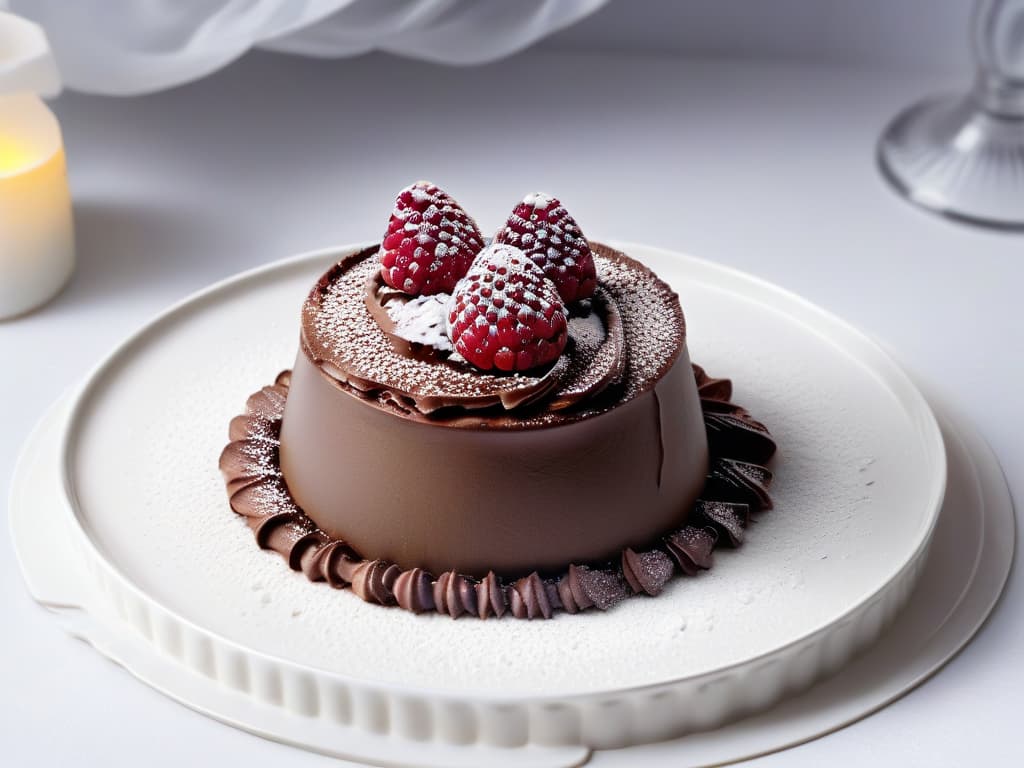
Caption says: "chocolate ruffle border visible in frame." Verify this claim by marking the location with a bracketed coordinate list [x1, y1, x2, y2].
[219, 365, 776, 619]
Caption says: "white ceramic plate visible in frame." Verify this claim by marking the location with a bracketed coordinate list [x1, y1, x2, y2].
[12, 384, 1013, 768]
[40, 243, 947, 757]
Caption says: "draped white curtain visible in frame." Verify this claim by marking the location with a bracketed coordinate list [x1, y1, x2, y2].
[1, 0, 608, 95]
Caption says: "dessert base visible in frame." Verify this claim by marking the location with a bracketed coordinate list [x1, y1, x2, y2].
[15, 243, 964, 764]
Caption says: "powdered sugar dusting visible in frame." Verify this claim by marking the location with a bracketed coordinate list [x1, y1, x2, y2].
[596, 249, 684, 400]
[307, 245, 682, 422]
[554, 301, 621, 402]
[385, 292, 453, 352]
[307, 244, 682, 422]
[524, 191, 555, 209]
[310, 254, 547, 400]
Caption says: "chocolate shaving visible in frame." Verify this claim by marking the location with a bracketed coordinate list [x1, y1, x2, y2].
[393, 567, 435, 613]
[699, 397, 748, 416]
[450, 572, 478, 619]
[245, 384, 290, 423]
[548, 290, 626, 411]
[664, 526, 717, 576]
[544, 580, 564, 612]
[705, 458, 774, 511]
[219, 441, 280, 497]
[692, 500, 749, 547]
[433, 572, 455, 618]
[350, 559, 400, 605]
[622, 548, 675, 596]
[250, 512, 317, 562]
[571, 565, 629, 611]
[509, 572, 553, 620]
[476, 571, 506, 619]
[304, 540, 357, 588]
[556, 575, 577, 613]
[705, 412, 777, 464]
[692, 364, 732, 401]
[229, 414, 256, 442]
[433, 571, 477, 619]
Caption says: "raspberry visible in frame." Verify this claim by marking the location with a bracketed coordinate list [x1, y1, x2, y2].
[379, 181, 485, 296]
[446, 244, 568, 372]
[494, 192, 597, 302]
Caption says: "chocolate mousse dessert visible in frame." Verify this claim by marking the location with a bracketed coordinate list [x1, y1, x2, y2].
[220, 182, 776, 619]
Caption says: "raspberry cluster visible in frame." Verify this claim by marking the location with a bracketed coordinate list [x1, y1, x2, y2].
[377, 182, 598, 372]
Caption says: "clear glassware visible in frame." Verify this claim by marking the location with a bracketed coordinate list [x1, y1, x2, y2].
[878, 0, 1024, 228]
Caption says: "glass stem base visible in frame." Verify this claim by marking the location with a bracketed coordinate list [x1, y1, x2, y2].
[877, 88, 1024, 229]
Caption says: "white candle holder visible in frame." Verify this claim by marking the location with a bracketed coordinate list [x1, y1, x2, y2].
[0, 12, 72, 319]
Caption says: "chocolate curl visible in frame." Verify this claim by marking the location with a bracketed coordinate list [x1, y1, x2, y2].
[565, 564, 594, 612]
[228, 414, 254, 442]
[303, 540, 358, 588]
[557, 571, 583, 614]
[699, 398, 748, 416]
[228, 474, 297, 520]
[544, 580, 564, 612]
[350, 560, 400, 605]
[219, 438, 281, 497]
[508, 572, 553, 620]
[476, 572, 507, 620]
[569, 565, 629, 611]
[248, 510, 309, 548]
[508, 588, 525, 618]
[448, 572, 478, 618]
[393, 568, 435, 614]
[665, 526, 716, 576]
[230, 405, 283, 446]
[246, 511, 330, 572]
[705, 459, 774, 511]
[704, 413, 778, 464]
[433, 571, 476, 619]
[286, 531, 331, 571]
[692, 500, 749, 547]
[622, 548, 674, 596]
[433, 572, 453, 617]
[245, 384, 289, 421]
[692, 364, 732, 401]
[333, 554, 363, 584]
[274, 370, 292, 388]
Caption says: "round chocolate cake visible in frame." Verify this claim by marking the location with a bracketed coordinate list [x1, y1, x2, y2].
[220, 184, 777, 619]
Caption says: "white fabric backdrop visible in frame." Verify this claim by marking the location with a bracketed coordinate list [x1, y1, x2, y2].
[1, 0, 607, 95]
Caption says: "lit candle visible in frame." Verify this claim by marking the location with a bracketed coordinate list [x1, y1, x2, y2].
[0, 12, 72, 319]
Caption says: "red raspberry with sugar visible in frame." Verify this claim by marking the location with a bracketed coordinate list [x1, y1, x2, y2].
[446, 243, 568, 372]
[494, 193, 597, 303]
[379, 181, 485, 296]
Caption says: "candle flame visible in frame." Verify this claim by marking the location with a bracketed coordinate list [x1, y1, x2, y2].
[0, 136, 34, 173]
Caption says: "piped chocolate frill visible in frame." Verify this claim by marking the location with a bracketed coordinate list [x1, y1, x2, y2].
[219, 364, 776, 620]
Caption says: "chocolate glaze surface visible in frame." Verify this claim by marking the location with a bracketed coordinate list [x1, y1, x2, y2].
[278, 243, 709, 576]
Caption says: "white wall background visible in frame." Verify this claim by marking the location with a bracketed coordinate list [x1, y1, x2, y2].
[545, 0, 973, 76]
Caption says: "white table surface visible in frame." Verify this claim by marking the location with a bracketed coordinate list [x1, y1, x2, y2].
[1, 49, 1020, 767]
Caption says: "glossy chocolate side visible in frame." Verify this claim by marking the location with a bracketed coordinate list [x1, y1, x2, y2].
[278, 243, 708, 576]
[280, 345, 707, 575]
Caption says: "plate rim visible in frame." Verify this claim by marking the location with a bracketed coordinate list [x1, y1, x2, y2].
[57, 241, 948, 702]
